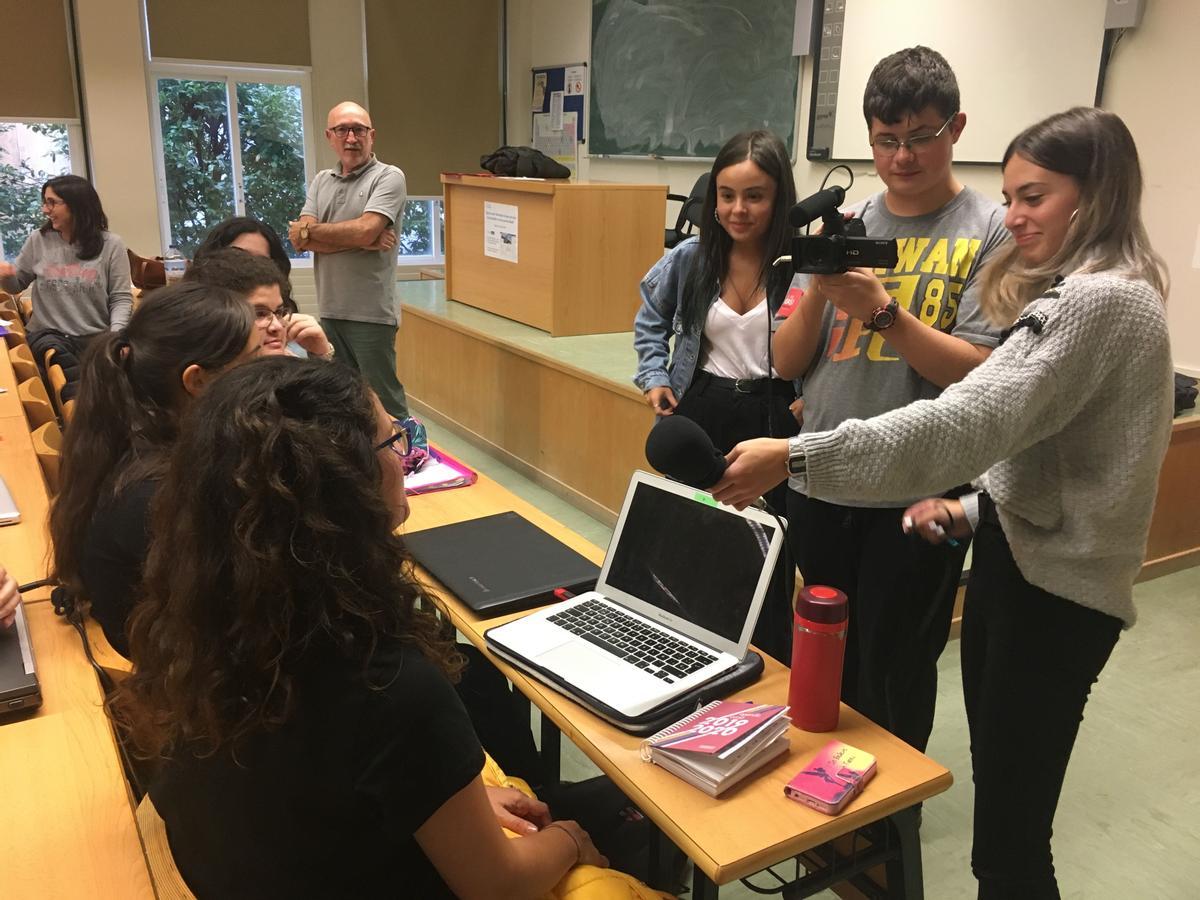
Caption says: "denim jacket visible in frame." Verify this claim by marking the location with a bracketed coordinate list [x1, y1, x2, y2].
[633, 237, 799, 400]
[632, 238, 707, 399]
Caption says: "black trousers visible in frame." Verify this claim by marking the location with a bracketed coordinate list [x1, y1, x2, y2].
[674, 371, 799, 664]
[786, 490, 967, 753]
[963, 498, 1120, 899]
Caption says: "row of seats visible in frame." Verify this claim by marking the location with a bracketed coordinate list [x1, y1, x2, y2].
[1, 291, 68, 494]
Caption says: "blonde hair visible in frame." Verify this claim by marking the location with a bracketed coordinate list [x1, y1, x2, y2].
[981, 107, 1168, 326]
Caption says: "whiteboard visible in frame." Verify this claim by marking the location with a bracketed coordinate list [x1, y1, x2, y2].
[811, 0, 1109, 163]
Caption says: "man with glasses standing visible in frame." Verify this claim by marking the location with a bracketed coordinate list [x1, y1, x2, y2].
[289, 101, 409, 419]
[767, 47, 1008, 755]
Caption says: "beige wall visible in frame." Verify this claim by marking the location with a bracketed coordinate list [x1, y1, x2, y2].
[507, 0, 1194, 369]
[74, 0, 162, 256]
[1106, 0, 1200, 374]
[308, 0, 368, 173]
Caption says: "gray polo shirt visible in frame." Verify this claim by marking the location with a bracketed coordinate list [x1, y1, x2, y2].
[301, 155, 406, 325]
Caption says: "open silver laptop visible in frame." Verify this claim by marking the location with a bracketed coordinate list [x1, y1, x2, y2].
[485, 470, 784, 717]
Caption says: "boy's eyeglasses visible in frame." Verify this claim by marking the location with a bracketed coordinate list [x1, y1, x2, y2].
[870, 115, 956, 157]
[375, 429, 410, 458]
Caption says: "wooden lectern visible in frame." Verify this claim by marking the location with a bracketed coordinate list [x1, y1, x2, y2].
[441, 174, 667, 336]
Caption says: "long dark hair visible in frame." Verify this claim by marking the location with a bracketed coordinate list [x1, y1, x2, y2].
[111, 358, 459, 760]
[39, 174, 108, 260]
[194, 216, 294, 307]
[981, 107, 1168, 324]
[49, 282, 255, 600]
[680, 130, 797, 334]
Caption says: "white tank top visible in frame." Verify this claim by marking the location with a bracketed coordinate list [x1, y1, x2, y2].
[698, 297, 779, 380]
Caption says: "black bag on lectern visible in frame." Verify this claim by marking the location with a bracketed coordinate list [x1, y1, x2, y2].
[480, 145, 571, 179]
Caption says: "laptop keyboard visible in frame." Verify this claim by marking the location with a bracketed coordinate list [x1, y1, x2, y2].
[546, 598, 718, 683]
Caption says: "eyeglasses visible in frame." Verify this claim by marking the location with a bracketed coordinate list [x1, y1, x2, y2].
[375, 428, 410, 458]
[329, 125, 371, 139]
[253, 306, 292, 326]
[870, 115, 957, 157]
[41, 197, 65, 209]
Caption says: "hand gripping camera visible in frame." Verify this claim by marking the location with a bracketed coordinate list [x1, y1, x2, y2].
[783, 186, 899, 275]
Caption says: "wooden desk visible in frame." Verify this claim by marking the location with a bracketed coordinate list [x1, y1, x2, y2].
[0, 347, 51, 590]
[1141, 410, 1200, 580]
[442, 174, 667, 336]
[0, 603, 154, 898]
[404, 476, 952, 896]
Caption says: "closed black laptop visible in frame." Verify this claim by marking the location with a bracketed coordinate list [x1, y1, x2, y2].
[405, 511, 599, 616]
[1, 605, 42, 719]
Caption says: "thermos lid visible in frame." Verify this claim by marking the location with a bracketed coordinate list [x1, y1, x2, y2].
[795, 585, 848, 625]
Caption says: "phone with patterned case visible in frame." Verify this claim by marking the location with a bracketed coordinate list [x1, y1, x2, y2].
[784, 740, 877, 815]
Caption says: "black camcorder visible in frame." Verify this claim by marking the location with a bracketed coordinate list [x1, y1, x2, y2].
[785, 186, 898, 275]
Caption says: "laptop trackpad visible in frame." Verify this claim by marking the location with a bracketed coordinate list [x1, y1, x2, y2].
[536, 642, 650, 697]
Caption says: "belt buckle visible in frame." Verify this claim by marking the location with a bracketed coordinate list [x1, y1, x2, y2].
[734, 378, 754, 393]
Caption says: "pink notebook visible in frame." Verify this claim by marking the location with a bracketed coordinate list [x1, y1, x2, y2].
[403, 445, 478, 496]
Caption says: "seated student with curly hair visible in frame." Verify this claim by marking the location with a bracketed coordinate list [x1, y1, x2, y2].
[111, 358, 658, 899]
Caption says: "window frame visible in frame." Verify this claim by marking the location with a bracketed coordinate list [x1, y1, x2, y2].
[395, 196, 445, 267]
[0, 117, 86, 258]
[146, 58, 317, 265]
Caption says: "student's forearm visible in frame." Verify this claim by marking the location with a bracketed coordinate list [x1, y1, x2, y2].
[772, 290, 828, 379]
[882, 309, 992, 387]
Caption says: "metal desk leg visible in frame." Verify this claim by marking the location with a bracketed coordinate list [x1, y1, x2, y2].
[885, 806, 924, 900]
[539, 711, 561, 788]
[692, 867, 720, 900]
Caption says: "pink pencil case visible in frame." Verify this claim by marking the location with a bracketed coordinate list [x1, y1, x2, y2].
[784, 740, 877, 815]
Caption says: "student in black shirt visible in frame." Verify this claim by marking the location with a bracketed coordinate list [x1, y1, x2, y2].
[110, 358, 607, 898]
[49, 282, 261, 655]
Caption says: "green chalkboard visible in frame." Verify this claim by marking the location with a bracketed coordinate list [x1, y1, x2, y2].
[589, 0, 800, 159]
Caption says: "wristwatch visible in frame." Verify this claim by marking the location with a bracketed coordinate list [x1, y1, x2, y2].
[318, 343, 336, 361]
[864, 297, 900, 332]
[299, 223, 311, 243]
[786, 435, 807, 478]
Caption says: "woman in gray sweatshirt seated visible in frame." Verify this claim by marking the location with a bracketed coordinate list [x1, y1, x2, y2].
[0, 175, 132, 346]
[713, 107, 1172, 899]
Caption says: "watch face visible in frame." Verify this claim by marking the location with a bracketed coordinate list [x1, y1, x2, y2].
[873, 308, 895, 329]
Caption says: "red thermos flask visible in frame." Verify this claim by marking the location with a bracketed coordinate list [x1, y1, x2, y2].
[788, 585, 849, 732]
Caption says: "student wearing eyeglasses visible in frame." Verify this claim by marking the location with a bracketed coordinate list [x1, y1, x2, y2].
[0, 175, 133, 347]
[288, 101, 410, 421]
[185, 247, 335, 360]
[768, 47, 1009, 756]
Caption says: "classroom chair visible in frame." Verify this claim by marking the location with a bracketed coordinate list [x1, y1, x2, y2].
[18, 296, 32, 323]
[2, 314, 26, 348]
[664, 172, 710, 249]
[61, 397, 76, 424]
[32, 420, 63, 495]
[128, 249, 166, 290]
[18, 377, 55, 429]
[136, 795, 196, 900]
[10, 343, 37, 382]
[43, 347, 69, 414]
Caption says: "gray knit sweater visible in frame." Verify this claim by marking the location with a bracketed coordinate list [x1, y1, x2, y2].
[790, 271, 1173, 626]
[0, 229, 132, 336]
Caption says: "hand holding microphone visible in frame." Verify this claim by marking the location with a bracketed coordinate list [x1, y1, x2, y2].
[644, 416, 788, 510]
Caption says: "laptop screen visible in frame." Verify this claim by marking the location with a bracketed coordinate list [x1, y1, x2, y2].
[602, 481, 777, 645]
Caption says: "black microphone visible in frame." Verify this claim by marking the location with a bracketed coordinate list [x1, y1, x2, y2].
[788, 185, 846, 228]
[644, 415, 727, 489]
